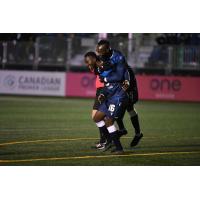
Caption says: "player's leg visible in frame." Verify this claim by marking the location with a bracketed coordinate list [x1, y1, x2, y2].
[116, 118, 125, 130]
[104, 95, 128, 153]
[127, 104, 143, 147]
[116, 112, 128, 137]
[91, 109, 97, 119]
[92, 92, 107, 147]
[124, 68, 142, 146]
[92, 109, 106, 145]
[104, 117, 123, 154]
[115, 91, 129, 137]
[93, 110, 111, 149]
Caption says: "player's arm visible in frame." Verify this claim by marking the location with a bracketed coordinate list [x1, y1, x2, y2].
[96, 60, 115, 74]
[122, 69, 130, 91]
[97, 87, 108, 103]
[101, 60, 115, 71]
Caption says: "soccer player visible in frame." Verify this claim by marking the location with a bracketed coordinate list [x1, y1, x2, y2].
[85, 50, 130, 153]
[84, 52, 109, 149]
[96, 40, 143, 147]
[93, 59, 129, 154]
[84, 52, 128, 149]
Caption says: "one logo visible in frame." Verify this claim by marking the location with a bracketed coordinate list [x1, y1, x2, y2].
[3, 75, 17, 89]
[150, 78, 181, 91]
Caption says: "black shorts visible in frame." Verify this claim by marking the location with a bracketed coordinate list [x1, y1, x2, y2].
[93, 87, 104, 110]
[126, 91, 138, 111]
[127, 69, 138, 104]
[128, 87, 138, 104]
[126, 68, 139, 110]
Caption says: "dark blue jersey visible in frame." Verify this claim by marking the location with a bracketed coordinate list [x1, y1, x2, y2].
[96, 50, 128, 98]
[99, 49, 126, 65]
[98, 50, 138, 92]
[97, 50, 133, 118]
[100, 49, 128, 83]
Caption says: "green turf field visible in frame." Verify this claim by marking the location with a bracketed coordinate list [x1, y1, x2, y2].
[0, 96, 200, 166]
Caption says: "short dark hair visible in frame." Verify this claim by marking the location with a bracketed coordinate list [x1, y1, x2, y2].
[97, 40, 110, 47]
[84, 51, 97, 58]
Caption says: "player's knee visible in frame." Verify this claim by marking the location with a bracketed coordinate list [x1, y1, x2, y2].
[91, 110, 97, 120]
[93, 115, 99, 123]
[104, 117, 114, 127]
[126, 104, 133, 112]
[128, 107, 137, 117]
[93, 113, 102, 123]
[93, 111, 106, 123]
[95, 120, 106, 127]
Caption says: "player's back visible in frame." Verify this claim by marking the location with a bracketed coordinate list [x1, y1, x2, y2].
[99, 49, 128, 98]
[110, 49, 127, 65]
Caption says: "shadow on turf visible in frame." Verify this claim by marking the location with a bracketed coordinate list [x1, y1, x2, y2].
[128, 144, 200, 151]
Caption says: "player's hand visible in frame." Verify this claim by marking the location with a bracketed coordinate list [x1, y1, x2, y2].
[122, 80, 130, 91]
[96, 60, 104, 68]
[98, 94, 105, 104]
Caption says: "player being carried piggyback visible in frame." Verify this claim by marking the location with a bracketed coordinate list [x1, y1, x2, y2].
[84, 40, 143, 153]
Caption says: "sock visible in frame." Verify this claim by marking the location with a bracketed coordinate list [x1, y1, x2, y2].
[96, 121, 111, 143]
[99, 128, 106, 143]
[99, 126, 111, 143]
[116, 119, 125, 130]
[111, 131, 123, 150]
[130, 114, 141, 135]
[107, 125, 123, 150]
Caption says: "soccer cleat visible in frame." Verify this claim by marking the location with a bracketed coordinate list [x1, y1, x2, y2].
[100, 139, 107, 144]
[103, 141, 114, 152]
[110, 148, 124, 154]
[118, 129, 128, 137]
[95, 139, 106, 145]
[96, 143, 106, 150]
[130, 133, 143, 147]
